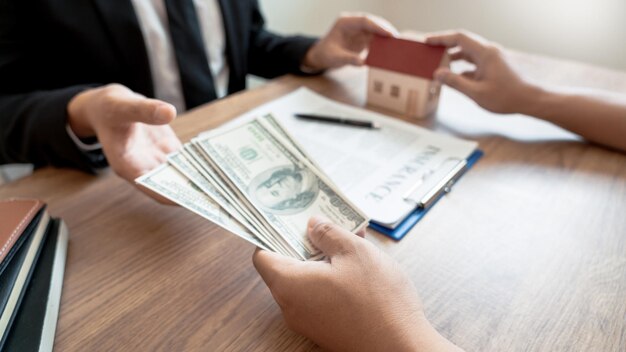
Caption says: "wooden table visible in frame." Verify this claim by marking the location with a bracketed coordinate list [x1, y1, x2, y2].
[1, 52, 625, 351]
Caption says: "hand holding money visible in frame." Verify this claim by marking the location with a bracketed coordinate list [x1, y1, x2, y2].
[253, 216, 462, 352]
[135, 113, 463, 351]
[136, 115, 369, 260]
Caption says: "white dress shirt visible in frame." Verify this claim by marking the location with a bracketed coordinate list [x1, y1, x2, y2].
[131, 0, 229, 112]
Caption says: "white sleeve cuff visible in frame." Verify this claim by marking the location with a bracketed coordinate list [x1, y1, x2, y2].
[65, 123, 102, 152]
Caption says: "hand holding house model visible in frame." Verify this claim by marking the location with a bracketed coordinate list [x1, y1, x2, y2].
[365, 36, 449, 119]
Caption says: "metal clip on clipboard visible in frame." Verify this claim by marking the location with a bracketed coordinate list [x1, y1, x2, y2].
[402, 158, 468, 209]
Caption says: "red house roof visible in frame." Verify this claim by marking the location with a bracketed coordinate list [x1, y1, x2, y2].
[365, 36, 446, 80]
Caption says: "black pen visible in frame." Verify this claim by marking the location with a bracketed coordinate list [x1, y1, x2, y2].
[295, 113, 381, 129]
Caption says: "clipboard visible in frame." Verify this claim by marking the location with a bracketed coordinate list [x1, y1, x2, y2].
[368, 150, 484, 240]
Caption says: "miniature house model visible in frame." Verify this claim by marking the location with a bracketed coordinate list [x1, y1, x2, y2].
[365, 36, 449, 119]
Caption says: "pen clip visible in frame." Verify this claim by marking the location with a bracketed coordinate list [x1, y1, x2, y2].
[403, 158, 466, 209]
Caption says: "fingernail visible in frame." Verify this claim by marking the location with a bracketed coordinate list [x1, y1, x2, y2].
[308, 216, 325, 231]
[153, 105, 166, 121]
[154, 104, 174, 123]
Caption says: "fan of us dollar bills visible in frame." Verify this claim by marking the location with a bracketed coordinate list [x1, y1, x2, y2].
[136, 114, 369, 260]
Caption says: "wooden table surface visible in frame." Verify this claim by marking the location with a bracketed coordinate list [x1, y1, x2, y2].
[1, 52, 625, 351]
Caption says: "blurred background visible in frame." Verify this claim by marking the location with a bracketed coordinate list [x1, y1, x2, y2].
[260, 0, 626, 71]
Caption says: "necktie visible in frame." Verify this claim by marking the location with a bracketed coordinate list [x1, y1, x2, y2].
[164, 0, 217, 110]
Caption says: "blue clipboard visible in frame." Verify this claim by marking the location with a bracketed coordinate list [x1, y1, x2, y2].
[368, 150, 484, 240]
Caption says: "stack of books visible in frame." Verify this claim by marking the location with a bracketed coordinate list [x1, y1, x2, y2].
[0, 199, 68, 351]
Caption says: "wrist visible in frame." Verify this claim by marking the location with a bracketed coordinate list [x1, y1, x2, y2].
[67, 89, 97, 138]
[302, 42, 324, 72]
[517, 82, 554, 119]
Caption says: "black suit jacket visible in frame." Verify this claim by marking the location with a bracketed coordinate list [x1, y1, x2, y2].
[0, 0, 317, 172]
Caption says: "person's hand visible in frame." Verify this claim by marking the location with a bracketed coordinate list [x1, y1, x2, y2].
[302, 13, 398, 71]
[253, 217, 462, 352]
[67, 84, 182, 196]
[426, 30, 538, 114]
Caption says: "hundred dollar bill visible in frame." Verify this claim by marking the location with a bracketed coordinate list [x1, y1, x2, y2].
[196, 119, 370, 260]
[136, 164, 270, 251]
[258, 114, 338, 188]
[258, 114, 315, 166]
[186, 141, 302, 259]
[168, 149, 293, 257]
[181, 143, 297, 257]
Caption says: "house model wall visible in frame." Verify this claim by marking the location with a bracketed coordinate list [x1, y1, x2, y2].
[365, 36, 449, 119]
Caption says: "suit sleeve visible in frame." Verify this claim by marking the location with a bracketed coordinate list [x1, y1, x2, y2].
[246, 1, 319, 79]
[0, 0, 107, 173]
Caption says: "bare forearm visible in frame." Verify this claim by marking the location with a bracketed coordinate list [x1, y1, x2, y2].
[522, 85, 626, 152]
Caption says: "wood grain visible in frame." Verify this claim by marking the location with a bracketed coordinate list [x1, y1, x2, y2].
[1, 51, 625, 351]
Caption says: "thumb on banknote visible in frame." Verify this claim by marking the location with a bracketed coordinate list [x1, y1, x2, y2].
[307, 216, 362, 257]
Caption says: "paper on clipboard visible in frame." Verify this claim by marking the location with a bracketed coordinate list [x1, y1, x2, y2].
[213, 88, 478, 227]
